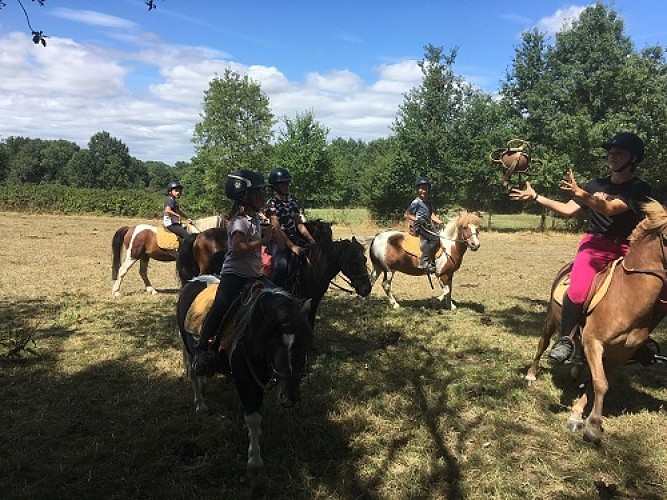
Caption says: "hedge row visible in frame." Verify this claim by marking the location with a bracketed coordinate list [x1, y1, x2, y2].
[0, 185, 165, 218]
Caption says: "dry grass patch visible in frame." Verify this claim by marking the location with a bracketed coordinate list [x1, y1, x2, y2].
[1, 212, 665, 499]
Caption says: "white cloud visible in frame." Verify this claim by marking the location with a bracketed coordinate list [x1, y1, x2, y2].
[536, 5, 588, 36]
[50, 8, 138, 30]
[0, 27, 420, 164]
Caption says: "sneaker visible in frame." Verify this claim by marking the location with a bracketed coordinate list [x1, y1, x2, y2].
[547, 337, 574, 364]
[193, 350, 220, 377]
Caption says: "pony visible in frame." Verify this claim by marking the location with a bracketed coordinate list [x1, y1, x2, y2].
[525, 200, 667, 444]
[177, 278, 313, 470]
[176, 219, 333, 285]
[111, 216, 224, 297]
[368, 211, 481, 309]
[292, 236, 372, 325]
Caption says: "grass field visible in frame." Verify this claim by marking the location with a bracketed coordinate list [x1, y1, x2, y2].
[1, 212, 666, 499]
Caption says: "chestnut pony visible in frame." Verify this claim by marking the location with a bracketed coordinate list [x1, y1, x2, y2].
[368, 211, 481, 309]
[526, 200, 667, 444]
[111, 216, 224, 297]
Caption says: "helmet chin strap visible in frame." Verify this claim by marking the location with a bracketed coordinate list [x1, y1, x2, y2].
[613, 157, 636, 173]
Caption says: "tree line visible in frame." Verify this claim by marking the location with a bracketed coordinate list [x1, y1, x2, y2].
[1, 4, 666, 220]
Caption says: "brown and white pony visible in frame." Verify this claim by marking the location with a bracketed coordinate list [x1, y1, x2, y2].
[368, 211, 481, 309]
[526, 200, 667, 444]
[111, 216, 224, 297]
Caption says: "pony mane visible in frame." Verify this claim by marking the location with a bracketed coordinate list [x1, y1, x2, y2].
[246, 289, 312, 344]
[629, 200, 667, 243]
[442, 211, 480, 238]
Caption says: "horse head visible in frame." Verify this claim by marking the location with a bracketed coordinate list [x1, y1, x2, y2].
[259, 292, 313, 408]
[305, 219, 333, 244]
[457, 212, 481, 251]
[340, 237, 372, 297]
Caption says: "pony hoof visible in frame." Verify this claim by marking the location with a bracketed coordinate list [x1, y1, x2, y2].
[146, 287, 158, 295]
[567, 418, 584, 432]
[112, 291, 121, 298]
[524, 374, 536, 386]
[583, 429, 602, 445]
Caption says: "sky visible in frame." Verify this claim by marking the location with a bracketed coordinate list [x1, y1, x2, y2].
[1, 1, 666, 166]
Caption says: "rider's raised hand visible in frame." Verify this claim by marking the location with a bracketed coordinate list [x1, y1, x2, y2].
[509, 181, 536, 201]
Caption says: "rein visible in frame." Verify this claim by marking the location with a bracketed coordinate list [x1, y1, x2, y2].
[621, 234, 667, 278]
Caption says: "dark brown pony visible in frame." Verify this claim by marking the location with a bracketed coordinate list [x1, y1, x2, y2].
[176, 219, 333, 285]
[368, 211, 481, 309]
[111, 217, 224, 297]
[526, 200, 667, 444]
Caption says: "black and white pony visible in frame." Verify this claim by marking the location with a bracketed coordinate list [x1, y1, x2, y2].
[177, 277, 312, 470]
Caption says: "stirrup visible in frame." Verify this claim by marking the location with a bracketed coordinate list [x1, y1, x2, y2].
[547, 337, 575, 364]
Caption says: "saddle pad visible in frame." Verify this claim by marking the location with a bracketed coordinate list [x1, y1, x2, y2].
[553, 258, 621, 313]
[185, 282, 264, 351]
[157, 226, 179, 250]
[402, 233, 443, 259]
[185, 283, 218, 337]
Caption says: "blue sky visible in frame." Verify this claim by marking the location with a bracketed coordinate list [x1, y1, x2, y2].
[1, 1, 666, 165]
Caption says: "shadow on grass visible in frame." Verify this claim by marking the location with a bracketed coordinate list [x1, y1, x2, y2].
[2, 289, 666, 499]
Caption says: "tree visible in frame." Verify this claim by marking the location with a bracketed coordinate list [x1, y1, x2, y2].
[327, 138, 368, 207]
[41, 140, 80, 183]
[87, 131, 137, 189]
[192, 69, 274, 209]
[380, 44, 471, 218]
[273, 111, 331, 208]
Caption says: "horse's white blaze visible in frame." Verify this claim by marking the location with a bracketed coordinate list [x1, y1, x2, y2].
[245, 412, 264, 469]
[283, 333, 296, 372]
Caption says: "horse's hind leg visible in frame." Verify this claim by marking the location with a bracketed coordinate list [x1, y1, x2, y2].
[381, 270, 400, 309]
[182, 345, 208, 413]
[245, 412, 264, 470]
[525, 308, 557, 384]
[111, 253, 137, 297]
[138, 256, 157, 295]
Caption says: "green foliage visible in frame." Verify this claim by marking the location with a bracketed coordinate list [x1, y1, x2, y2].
[273, 110, 331, 208]
[192, 69, 274, 209]
[0, 184, 165, 217]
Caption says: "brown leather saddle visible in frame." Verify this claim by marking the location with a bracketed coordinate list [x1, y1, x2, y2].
[553, 258, 622, 313]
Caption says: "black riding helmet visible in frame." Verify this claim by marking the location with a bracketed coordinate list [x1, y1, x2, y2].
[601, 132, 645, 165]
[268, 166, 293, 187]
[225, 169, 268, 202]
[414, 176, 431, 189]
[167, 180, 183, 194]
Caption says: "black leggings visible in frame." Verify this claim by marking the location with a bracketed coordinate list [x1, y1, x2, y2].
[166, 223, 189, 240]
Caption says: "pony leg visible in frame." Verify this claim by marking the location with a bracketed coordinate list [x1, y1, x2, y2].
[582, 339, 607, 445]
[368, 265, 381, 289]
[111, 253, 137, 297]
[138, 256, 158, 295]
[568, 386, 590, 432]
[182, 346, 208, 413]
[436, 275, 454, 310]
[245, 412, 264, 469]
[525, 309, 557, 384]
[381, 270, 400, 309]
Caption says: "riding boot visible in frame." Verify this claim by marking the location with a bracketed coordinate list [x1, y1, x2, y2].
[419, 254, 436, 274]
[548, 293, 583, 364]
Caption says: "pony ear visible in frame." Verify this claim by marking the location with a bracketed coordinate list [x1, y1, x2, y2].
[300, 298, 312, 316]
[352, 236, 358, 243]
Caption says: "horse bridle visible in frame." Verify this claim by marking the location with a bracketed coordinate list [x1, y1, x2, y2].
[621, 231, 667, 278]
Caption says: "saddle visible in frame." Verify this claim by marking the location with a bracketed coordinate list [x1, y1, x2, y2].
[185, 281, 264, 351]
[156, 226, 180, 251]
[401, 232, 444, 260]
[552, 258, 623, 313]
